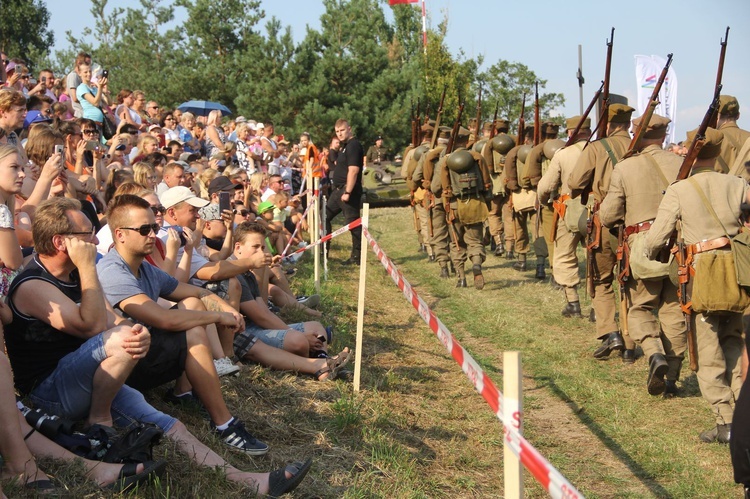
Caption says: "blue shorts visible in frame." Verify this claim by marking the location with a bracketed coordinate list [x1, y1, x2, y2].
[240, 322, 305, 351]
[29, 334, 177, 432]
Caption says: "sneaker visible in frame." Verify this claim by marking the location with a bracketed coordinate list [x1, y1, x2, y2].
[297, 294, 320, 308]
[214, 357, 240, 377]
[213, 419, 269, 455]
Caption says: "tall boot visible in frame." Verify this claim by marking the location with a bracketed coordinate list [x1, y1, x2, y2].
[535, 257, 546, 279]
[494, 236, 505, 256]
[513, 253, 527, 271]
[561, 301, 582, 318]
[471, 256, 484, 290]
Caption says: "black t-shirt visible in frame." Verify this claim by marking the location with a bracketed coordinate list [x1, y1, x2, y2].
[5, 257, 85, 394]
[332, 137, 364, 190]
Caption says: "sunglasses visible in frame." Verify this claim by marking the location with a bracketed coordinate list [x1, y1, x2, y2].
[63, 227, 96, 237]
[119, 223, 160, 236]
[235, 209, 250, 217]
[150, 205, 166, 215]
[82, 129, 99, 135]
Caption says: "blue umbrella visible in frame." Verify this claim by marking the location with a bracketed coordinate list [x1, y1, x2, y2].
[176, 100, 232, 117]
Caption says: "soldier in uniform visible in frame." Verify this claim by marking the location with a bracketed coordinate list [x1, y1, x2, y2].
[414, 126, 452, 278]
[568, 103, 636, 360]
[525, 122, 561, 279]
[505, 127, 537, 271]
[599, 114, 686, 396]
[715, 96, 750, 178]
[366, 136, 389, 166]
[403, 121, 435, 256]
[643, 128, 745, 443]
[441, 127, 492, 289]
[481, 120, 516, 258]
[538, 116, 591, 318]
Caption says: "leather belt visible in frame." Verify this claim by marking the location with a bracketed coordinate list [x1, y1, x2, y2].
[624, 221, 653, 238]
[689, 236, 731, 255]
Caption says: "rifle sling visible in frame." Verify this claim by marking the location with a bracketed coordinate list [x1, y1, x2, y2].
[686, 177, 732, 240]
[601, 139, 620, 168]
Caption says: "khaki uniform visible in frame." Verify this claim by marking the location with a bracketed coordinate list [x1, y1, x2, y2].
[405, 140, 432, 253]
[366, 145, 388, 165]
[599, 144, 686, 380]
[644, 168, 748, 424]
[568, 128, 631, 339]
[441, 148, 492, 273]
[414, 143, 450, 268]
[716, 122, 750, 174]
[526, 140, 556, 263]
[538, 140, 587, 302]
[505, 144, 539, 254]
[481, 136, 514, 252]
[730, 137, 750, 180]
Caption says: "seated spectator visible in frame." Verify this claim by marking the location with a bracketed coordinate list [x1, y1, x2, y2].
[0, 89, 27, 147]
[178, 112, 200, 153]
[161, 112, 180, 142]
[155, 161, 185, 196]
[133, 161, 157, 191]
[261, 173, 283, 201]
[257, 200, 286, 255]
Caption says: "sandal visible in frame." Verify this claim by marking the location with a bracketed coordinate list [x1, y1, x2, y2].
[267, 458, 312, 498]
[105, 459, 168, 492]
[314, 348, 351, 381]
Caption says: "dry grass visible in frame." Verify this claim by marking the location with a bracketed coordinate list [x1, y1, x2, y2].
[5, 206, 741, 498]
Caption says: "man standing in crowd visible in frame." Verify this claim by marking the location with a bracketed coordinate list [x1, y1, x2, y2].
[599, 114, 686, 397]
[366, 136, 388, 166]
[326, 118, 364, 265]
[643, 129, 745, 444]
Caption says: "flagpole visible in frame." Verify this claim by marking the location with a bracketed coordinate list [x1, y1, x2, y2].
[422, 0, 427, 56]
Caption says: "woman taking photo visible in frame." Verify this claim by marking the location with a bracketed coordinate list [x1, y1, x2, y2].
[75, 65, 109, 134]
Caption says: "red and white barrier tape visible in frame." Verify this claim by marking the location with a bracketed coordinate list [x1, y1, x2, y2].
[362, 227, 583, 499]
[282, 218, 362, 261]
[281, 195, 317, 257]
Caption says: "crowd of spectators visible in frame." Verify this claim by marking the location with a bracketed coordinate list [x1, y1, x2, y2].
[0, 50, 348, 496]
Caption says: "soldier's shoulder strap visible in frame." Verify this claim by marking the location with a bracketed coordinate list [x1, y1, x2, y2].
[600, 138, 620, 168]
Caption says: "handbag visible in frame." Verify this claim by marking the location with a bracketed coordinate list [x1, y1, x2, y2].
[100, 107, 117, 140]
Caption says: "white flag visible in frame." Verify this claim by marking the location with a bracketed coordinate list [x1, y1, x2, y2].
[634, 55, 678, 145]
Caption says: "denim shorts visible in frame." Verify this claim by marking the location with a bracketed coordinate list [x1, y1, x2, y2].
[249, 322, 305, 350]
[29, 333, 177, 432]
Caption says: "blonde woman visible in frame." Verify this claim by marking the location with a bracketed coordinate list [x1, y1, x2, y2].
[197, 168, 218, 200]
[203, 109, 226, 160]
[247, 171, 267, 212]
[0, 146, 30, 295]
[132, 161, 156, 191]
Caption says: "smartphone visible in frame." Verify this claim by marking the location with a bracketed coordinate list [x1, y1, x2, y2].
[41, 76, 46, 84]
[219, 192, 231, 214]
[85, 140, 99, 151]
[102, 70, 109, 79]
[54, 144, 64, 156]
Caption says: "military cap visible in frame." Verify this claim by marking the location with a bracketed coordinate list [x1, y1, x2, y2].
[420, 119, 436, 132]
[543, 122, 560, 135]
[565, 115, 591, 130]
[608, 104, 635, 123]
[495, 119, 511, 131]
[437, 126, 452, 139]
[686, 127, 723, 159]
[718, 95, 739, 117]
[632, 113, 671, 139]
[456, 126, 470, 138]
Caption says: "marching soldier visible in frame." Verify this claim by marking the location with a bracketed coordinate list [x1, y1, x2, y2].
[643, 128, 746, 443]
[404, 121, 435, 256]
[538, 115, 591, 318]
[599, 114, 686, 397]
[568, 103, 636, 360]
[441, 127, 492, 289]
[481, 120, 516, 258]
[505, 127, 537, 271]
[715, 95, 750, 178]
[525, 122, 561, 279]
[414, 126, 452, 278]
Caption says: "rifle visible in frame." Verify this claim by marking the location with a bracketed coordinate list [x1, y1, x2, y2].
[517, 93, 526, 146]
[623, 54, 674, 159]
[489, 101, 499, 140]
[410, 100, 417, 147]
[675, 84, 723, 181]
[709, 27, 730, 128]
[430, 85, 447, 149]
[563, 81, 605, 149]
[616, 224, 630, 344]
[446, 100, 465, 155]
[675, 235, 697, 371]
[595, 27, 615, 140]
[533, 81, 541, 146]
[585, 202, 601, 298]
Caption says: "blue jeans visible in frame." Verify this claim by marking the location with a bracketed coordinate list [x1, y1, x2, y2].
[30, 333, 177, 432]
[245, 322, 305, 350]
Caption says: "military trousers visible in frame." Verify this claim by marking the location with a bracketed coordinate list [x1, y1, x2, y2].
[625, 276, 686, 381]
[540, 205, 555, 266]
[512, 208, 539, 255]
[411, 206, 424, 246]
[430, 202, 451, 266]
[415, 202, 433, 256]
[448, 208, 485, 273]
[692, 311, 743, 424]
[553, 218, 583, 303]
[488, 194, 515, 251]
[591, 232, 618, 339]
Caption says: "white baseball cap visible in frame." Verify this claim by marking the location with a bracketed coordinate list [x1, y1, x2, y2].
[160, 186, 209, 209]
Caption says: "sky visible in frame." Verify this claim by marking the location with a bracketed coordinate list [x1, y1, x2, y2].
[44, 0, 750, 141]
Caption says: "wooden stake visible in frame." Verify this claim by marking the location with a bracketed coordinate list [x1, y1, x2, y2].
[353, 203, 369, 392]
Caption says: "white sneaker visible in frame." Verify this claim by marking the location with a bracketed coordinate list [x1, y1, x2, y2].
[214, 357, 240, 377]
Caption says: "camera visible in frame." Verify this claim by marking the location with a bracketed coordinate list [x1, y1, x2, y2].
[21, 406, 75, 439]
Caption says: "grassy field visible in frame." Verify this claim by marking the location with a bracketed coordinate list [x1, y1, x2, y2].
[5, 206, 740, 498]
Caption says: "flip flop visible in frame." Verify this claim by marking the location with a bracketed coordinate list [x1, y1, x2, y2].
[267, 458, 312, 498]
[105, 459, 168, 493]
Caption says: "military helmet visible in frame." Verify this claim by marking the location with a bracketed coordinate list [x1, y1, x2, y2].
[543, 139, 566, 160]
[412, 144, 429, 161]
[473, 139, 487, 153]
[518, 144, 532, 164]
[446, 150, 476, 173]
[491, 134, 515, 155]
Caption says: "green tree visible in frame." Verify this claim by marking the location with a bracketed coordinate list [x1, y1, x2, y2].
[0, 0, 54, 67]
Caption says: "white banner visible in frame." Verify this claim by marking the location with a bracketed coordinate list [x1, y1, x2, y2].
[634, 55, 678, 145]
